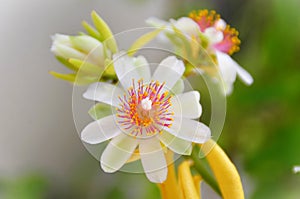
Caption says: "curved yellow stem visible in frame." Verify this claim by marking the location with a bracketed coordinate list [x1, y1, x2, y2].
[193, 175, 202, 199]
[178, 161, 200, 199]
[201, 140, 245, 199]
[159, 151, 183, 199]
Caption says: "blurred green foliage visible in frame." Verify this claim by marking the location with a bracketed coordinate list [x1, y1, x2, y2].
[0, 174, 48, 199]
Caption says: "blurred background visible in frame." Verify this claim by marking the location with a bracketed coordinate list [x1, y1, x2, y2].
[1, 0, 300, 198]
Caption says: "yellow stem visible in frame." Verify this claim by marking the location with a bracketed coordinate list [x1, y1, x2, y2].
[159, 151, 183, 199]
[201, 140, 245, 199]
[193, 175, 202, 199]
[178, 161, 200, 199]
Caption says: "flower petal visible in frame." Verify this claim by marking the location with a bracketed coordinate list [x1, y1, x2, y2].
[139, 138, 167, 183]
[52, 43, 86, 60]
[216, 51, 253, 94]
[83, 82, 124, 107]
[171, 17, 200, 37]
[216, 51, 238, 94]
[158, 131, 192, 155]
[171, 79, 184, 94]
[152, 56, 185, 90]
[101, 134, 138, 173]
[81, 115, 120, 144]
[235, 64, 253, 85]
[165, 117, 211, 143]
[113, 52, 151, 89]
[170, 91, 202, 119]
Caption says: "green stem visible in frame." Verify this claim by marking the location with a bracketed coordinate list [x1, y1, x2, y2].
[190, 148, 222, 196]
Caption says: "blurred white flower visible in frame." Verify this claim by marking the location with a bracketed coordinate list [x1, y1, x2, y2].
[81, 52, 211, 183]
[147, 10, 253, 95]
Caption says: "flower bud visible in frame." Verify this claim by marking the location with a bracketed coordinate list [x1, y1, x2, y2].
[51, 34, 106, 67]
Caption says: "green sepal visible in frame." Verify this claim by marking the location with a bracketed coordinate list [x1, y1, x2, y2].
[55, 56, 78, 71]
[91, 11, 118, 53]
[49, 71, 76, 83]
[88, 103, 112, 120]
[171, 24, 193, 56]
[82, 20, 103, 41]
[103, 58, 116, 76]
[198, 32, 209, 49]
[78, 32, 87, 36]
[50, 71, 98, 85]
[127, 28, 163, 56]
[68, 58, 103, 75]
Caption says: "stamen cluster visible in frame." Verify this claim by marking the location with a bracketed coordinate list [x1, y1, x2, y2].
[189, 9, 241, 55]
[116, 79, 174, 137]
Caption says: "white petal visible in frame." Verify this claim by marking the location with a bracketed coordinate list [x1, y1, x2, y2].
[101, 134, 138, 173]
[166, 117, 211, 143]
[139, 138, 167, 183]
[70, 35, 105, 66]
[81, 115, 120, 144]
[171, 17, 200, 37]
[113, 52, 151, 89]
[51, 43, 86, 60]
[51, 34, 71, 46]
[204, 27, 224, 44]
[158, 131, 192, 155]
[171, 79, 184, 94]
[152, 56, 185, 90]
[216, 51, 253, 93]
[70, 35, 102, 54]
[83, 82, 124, 107]
[170, 91, 202, 119]
[216, 51, 238, 94]
[235, 64, 254, 85]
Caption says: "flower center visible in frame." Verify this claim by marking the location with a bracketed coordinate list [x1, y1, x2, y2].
[141, 97, 152, 111]
[116, 79, 174, 137]
[189, 9, 241, 55]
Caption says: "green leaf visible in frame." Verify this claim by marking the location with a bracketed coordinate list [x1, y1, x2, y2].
[82, 21, 102, 41]
[88, 103, 112, 120]
[91, 11, 118, 53]
[127, 28, 163, 56]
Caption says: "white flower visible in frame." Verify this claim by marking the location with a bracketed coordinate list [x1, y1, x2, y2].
[146, 10, 253, 95]
[81, 52, 211, 183]
[51, 34, 106, 66]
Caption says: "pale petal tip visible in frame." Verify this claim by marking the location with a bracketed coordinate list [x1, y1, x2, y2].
[101, 162, 118, 173]
[80, 131, 99, 145]
[146, 170, 167, 183]
[193, 124, 211, 144]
